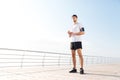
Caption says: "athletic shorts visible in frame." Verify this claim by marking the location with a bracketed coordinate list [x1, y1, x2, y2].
[70, 41, 82, 50]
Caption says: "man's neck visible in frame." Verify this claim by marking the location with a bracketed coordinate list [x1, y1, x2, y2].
[74, 21, 78, 24]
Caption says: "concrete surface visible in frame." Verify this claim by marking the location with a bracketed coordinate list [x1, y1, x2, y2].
[0, 64, 120, 80]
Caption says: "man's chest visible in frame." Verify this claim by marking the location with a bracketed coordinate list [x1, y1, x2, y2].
[71, 25, 80, 32]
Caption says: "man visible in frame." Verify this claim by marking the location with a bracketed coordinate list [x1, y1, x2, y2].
[68, 14, 85, 74]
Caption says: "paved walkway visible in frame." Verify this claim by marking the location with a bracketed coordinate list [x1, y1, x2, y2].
[0, 64, 120, 80]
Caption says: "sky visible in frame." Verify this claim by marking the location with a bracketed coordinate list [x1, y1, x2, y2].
[0, 0, 120, 57]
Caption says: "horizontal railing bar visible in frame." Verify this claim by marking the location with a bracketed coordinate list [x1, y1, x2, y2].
[0, 48, 70, 55]
[0, 48, 115, 58]
[0, 62, 21, 63]
[0, 58, 63, 60]
[0, 53, 23, 56]
[0, 65, 70, 68]
[0, 54, 110, 60]
[0, 66, 21, 68]
[0, 58, 66, 60]
[83, 55, 111, 58]
[44, 56, 70, 58]
[22, 64, 71, 66]
[0, 64, 69, 68]
[0, 62, 69, 63]
[0, 54, 71, 58]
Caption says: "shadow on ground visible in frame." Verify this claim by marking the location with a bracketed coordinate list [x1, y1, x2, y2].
[84, 72, 120, 78]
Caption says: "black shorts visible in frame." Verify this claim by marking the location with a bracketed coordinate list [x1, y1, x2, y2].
[70, 42, 82, 50]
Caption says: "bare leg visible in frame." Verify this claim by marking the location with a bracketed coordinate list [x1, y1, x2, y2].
[77, 49, 84, 68]
[71, 50, 76, 69]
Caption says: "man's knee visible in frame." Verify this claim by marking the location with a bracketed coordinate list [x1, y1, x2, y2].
[72, 53, 76, 57]
[71, 51, 76, 57]
[77, 49, 83, 57]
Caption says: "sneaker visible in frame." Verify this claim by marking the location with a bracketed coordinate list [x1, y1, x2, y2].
[80, 68, 84, 74]
[69, 68, 77, 73]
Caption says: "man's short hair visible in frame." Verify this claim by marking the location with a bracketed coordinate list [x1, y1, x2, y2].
[72, 14, 78, 18]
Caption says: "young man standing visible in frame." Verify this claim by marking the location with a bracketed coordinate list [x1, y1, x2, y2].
[68, 14, 85, 74]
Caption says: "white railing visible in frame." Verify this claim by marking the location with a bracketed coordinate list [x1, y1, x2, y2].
[0, 48, 119, 68]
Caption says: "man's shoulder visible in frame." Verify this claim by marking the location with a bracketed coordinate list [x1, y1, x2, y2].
[77, 22, 83, 27]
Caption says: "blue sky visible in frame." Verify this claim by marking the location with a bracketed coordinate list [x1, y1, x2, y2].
[0, 0, 120, 57]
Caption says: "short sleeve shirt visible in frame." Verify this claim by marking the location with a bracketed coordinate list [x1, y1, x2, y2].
[69, 22, 85, 42]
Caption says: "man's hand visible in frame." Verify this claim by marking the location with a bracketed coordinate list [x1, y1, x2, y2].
[68, 30, 72, 37]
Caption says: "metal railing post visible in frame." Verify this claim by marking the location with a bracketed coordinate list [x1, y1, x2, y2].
[21, 51, 25, 68]
[69, 56, 72, 65]
[58, 54, 61, 66]
[85, 56, 88, 65]
[42, 53, 46, 67]
[91, 56, 93, 64]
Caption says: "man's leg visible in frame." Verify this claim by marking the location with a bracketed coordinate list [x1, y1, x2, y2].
[77, 49, 84, 74]
[77, 49, 84, 68]
[69, 50, 77, 73]
[71, 50, 76, 69]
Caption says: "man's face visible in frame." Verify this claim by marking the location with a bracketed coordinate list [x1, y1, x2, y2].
[72, 16, 77, 23]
